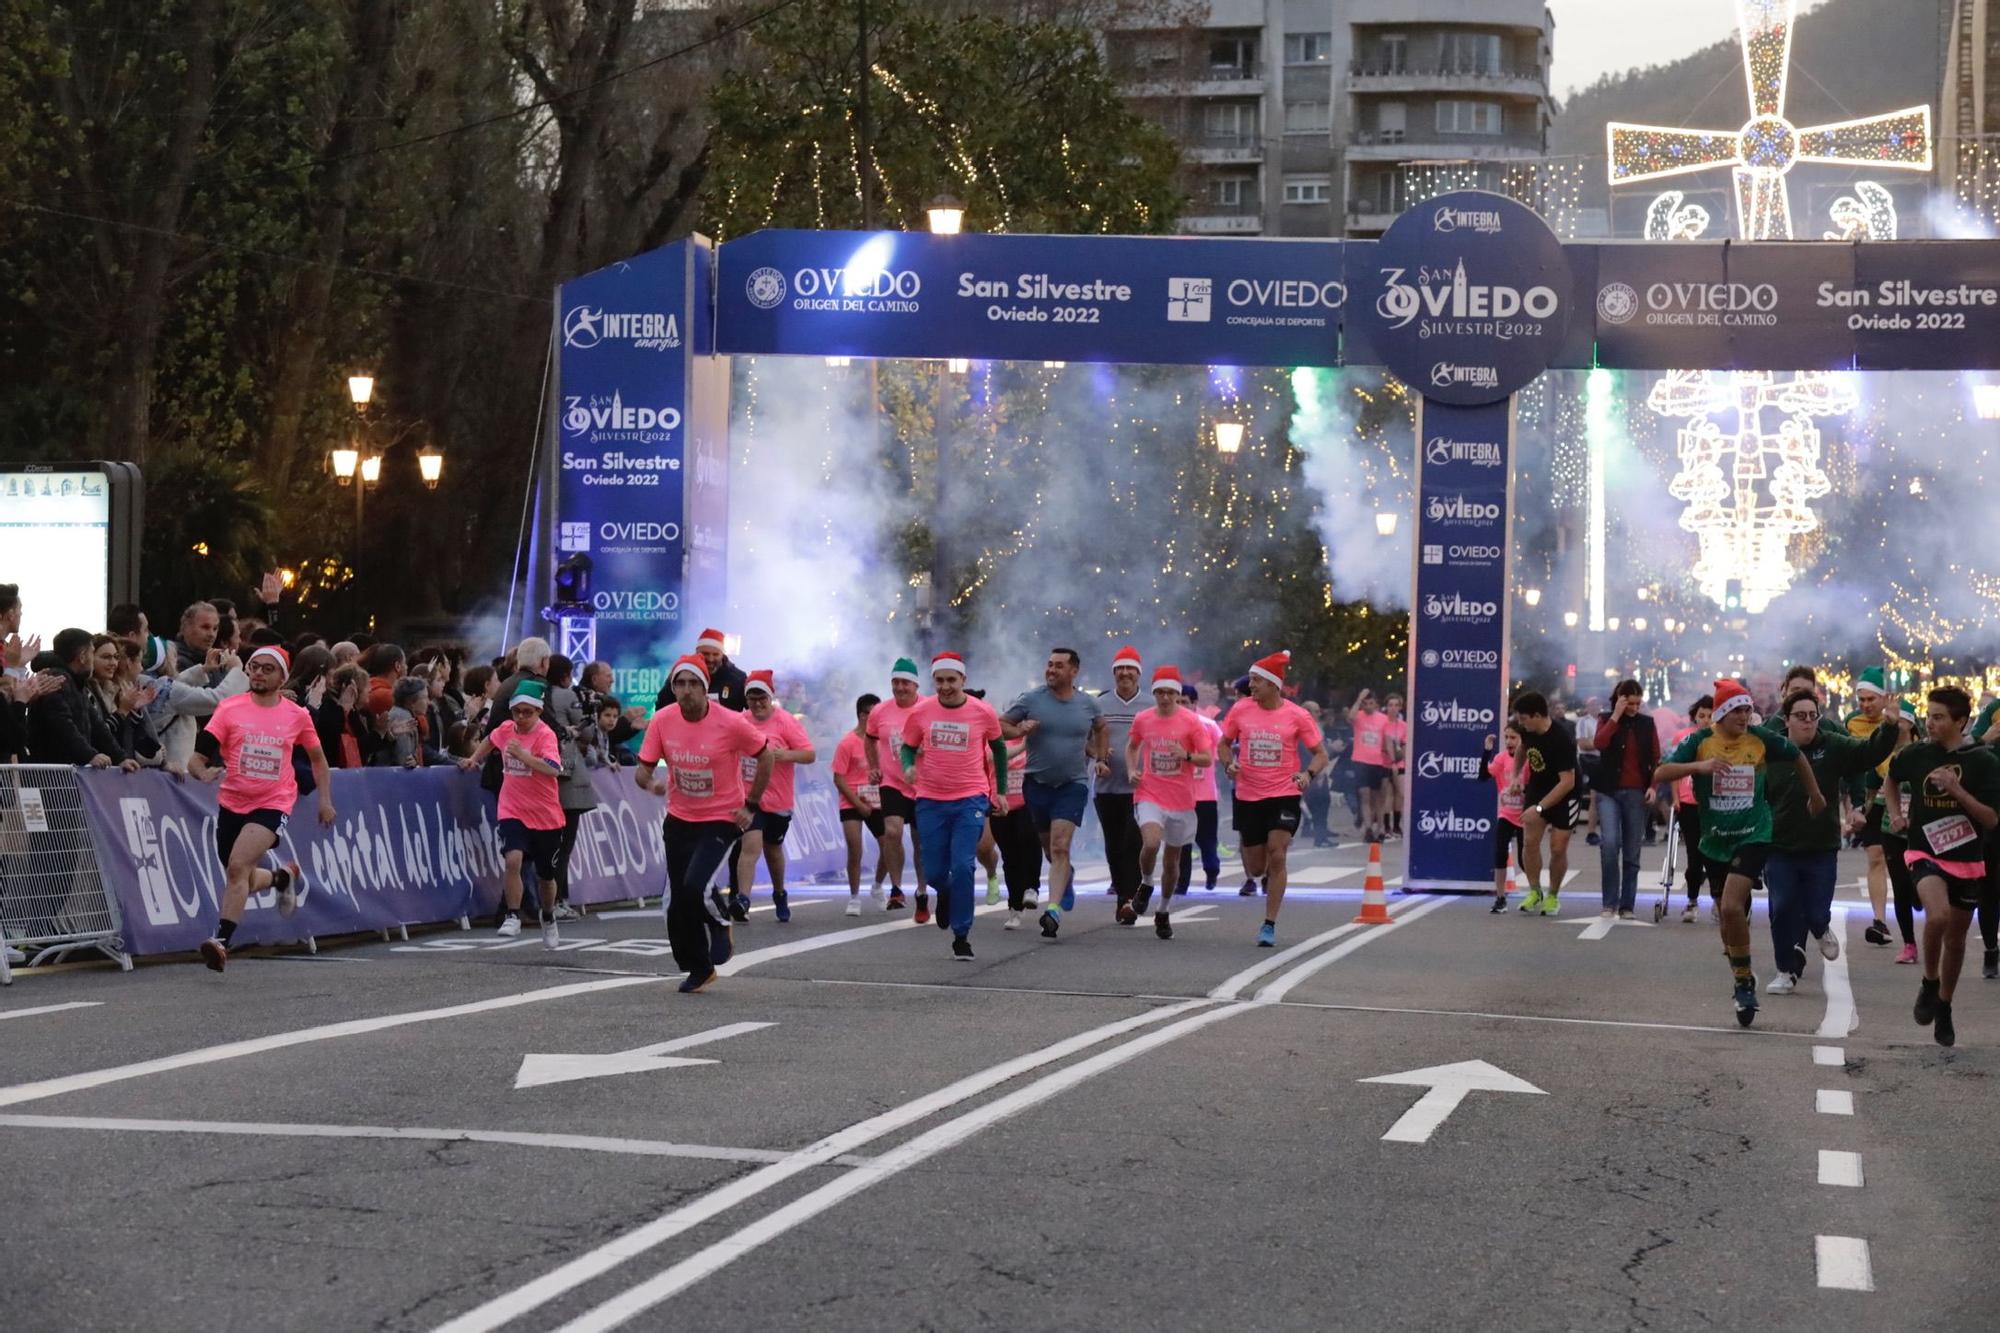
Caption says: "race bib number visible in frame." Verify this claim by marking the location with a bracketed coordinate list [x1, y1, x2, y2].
[741, 755, 759, 784]
[1149, 745, 1182, 776]
[1499, 786, 1525, 813]
[858, 783, 881, 807]
[929, 721, 970, 753]
[1922, 813, 1978, 855]
[1711, 764, 1754, 812]
[504, 753, 532, 778]
[240, 740, 284, 782]
[1246, 734, 1283, 768]
[674, 766, 713, 798]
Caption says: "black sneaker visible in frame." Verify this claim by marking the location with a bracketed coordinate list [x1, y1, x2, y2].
[1934, 1000, 1956, 1047]
[887, 889, 907, 911]
[1154, 911, 1172, 940]
[1115, 899, 1138, 926]
[773, 889, 790, 924]
[1733, 978, 1758, 1027]
[1238, 878, 1257, 897]
[707, 921, 734, 967]
[936, 901, 951, 930]
[677, 968, 716, 994]
[1038, 909, 1060, 939]
[1985, 948, 1998, 980]
[1490, 896, 1507, 914]
[1914, 978, 1940, 1026]
[1134, 884, 1154, 915]
[728, 892, 751, 924]
[1864, 919, 1891, 946]
[952, 935, 974, 961]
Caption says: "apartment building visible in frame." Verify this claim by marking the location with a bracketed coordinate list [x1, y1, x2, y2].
[1942, 0, 2000, 206]
[1106, 1, 1555, 238]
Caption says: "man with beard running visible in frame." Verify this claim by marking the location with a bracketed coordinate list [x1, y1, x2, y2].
[899, 652, 1006, 960]
[866, 658, 927, 917]
[1000, 647, 1103, 940]
[1219, 651, 1327, 948]
[1092, 645, 1147, 917]
[188, 646, 335, 972]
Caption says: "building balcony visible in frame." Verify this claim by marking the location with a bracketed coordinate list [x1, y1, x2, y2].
[1346, 132, 1544, 162]
[1344, 205, 1401, 233]
[1180, 212, 1264, 235]
[1346, 63, 1546, 98]
[1188, 133, 1264, 164]
[1121, 65, 1265, 99]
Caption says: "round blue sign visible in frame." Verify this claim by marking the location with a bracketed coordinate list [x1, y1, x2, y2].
[1364, 191, 1571, 405]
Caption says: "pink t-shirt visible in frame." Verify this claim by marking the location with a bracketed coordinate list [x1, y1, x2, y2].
[1003, 737, 1027, 812]
[1351, 710, 1390, 767]
[741, 708, 812, 813]
[204, 693, 318, 816]
[868, 694, 927, 795]
[494, 718, 565, 831]
[1489, 749, 1526, 828]
[1129, 706, 1212, 811]
[1192, 714, 1223, 802]
[1386, 717, 1408, 767]
[900, 695, 1002, 801]
[1221, 698, 1324, 802]
[639, 703, 768, 824]
[831, 731, 878, 812]
[1672, 725, 1699, 805]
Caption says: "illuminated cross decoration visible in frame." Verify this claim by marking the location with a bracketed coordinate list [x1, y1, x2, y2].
[1606, 0, 1931, 239]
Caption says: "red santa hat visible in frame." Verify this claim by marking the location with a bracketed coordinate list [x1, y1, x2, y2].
[669, 654, 710, 686]
[745, 669, 775, 697]
[695, 628, 727, 652]
[931, 651, 967, 678]
[1151, 664, 1182, 693]
[1712, 678, 1753, 718]
[1249, 650, 1291, 687]
[247, 645, 290, 673]
[1111, 644, 1142, 674]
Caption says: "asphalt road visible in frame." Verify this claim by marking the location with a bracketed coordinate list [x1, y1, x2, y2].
[3, 835, 1995, 1332]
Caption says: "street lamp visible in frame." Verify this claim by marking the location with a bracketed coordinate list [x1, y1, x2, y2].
[1523, 587, 1542, 607]
[330, 446, 360, 484]
[359, 454, 382, 485]
[348, 374, 375, 409]
[1607, 616, 1621, 632]
[1213, 419, 1245, 455]
[1374, 511, 1397, 536]
[1564, 610, 1580, 628]
[926, 194, 965, 235]
[946, 357, 970, 374]
[1976, 384, 2000, 420]
[417, 445, 444, 490]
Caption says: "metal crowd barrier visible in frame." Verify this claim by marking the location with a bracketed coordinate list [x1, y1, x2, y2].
[0, 764, 131, 985]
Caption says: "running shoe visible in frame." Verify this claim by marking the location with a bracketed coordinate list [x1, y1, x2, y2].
[1134, 884, 1154, 915]
[1024, 890, 1040, 910]
[1819, 931, 1841, 962]
[1680, 904, 1697, 924]
[888, 889, 907, 911]
[708, 920, 734, 967]
[1518, 888, 1545, 914]
[937, 903, 951, 931]
[1541, 892, 1561, 918]
[541, 920, 560, 950]
[275, 863, 302, 918]
[1766, 972, 1795, 995]
[1059, 882, 1076, 913]
[1256, 921, 1276, 948]
[496, 915, 522, 938]
[1914, 977, 1940, 1026]
[1864, 919, 1891, 946]
[1004, 911, 1021, 930]
[1896, 943, 1919, 965]
[986, 877, 1002, 906]
[1985, 948, 1999, 980]
[952, 935, 974, 961]
[1710, 904, 1721, 924]
[1039, 909, 1060, 939]
[1239, 878, 1257, 897]
[845, 899, 863, 918]
[1115, 900, 1138, 926]
[1489, 895, 1507, 914]
[1733, 978, 1759, 1027]
[913, 894, 932, 926]
[1934, 999, 1956, 1047]
[1617, 910, 1635, 921]
[729, 893, 751, 924]
[678, 968, 716, 994]
[773, 890, 791, 924]
[1598, 908, 1615, 920]
[1204, 874, 1218, 892]
[199, 937, 228, 973]
[1586, 832, 1601, 847]
[1154, 911, 1173, 940]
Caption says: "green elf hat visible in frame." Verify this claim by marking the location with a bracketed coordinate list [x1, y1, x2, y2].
[1854, 667, 1887, 698]
[509, 679, 548, 711]
[1896, 696, 1918, 724]
[890, 657, 921, 685]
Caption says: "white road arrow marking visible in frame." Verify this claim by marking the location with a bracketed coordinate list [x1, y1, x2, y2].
[514, 1022, 775, 1090]
[1574, 915, 1657, 940]
[1359, 1059, 1546, 1143]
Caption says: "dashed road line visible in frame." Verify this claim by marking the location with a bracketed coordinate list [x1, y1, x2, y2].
[1815, 1089, 1855, 1116]
[0, 1001, 103, 1021]
[1815, 1235, 1874, 1290]
[1817, 1149, 1864, 1188]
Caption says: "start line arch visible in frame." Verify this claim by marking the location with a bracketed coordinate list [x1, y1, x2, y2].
[552, 189, 2000, 891]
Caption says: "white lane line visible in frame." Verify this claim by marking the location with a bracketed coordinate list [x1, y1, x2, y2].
[1818, 1149, 1864, 1188]
[1256, 898, 1454, 1002]
[746, 900, 829, 915]
[1812, 1045, 1845, 1067]
[1815, 1235, 1874, 1290]
[1816, 1089, 1855, 1116]
[1206, 896, 1423, 1001]
[0, 1114, 876, 1167]
[0, 1002, 103, 1022]
[1275, 999, 1826, 1039]
[430, 999, 1210, 1333]
[0, 976, 658, 1110]
[1286, 866, 1359, 886]
[1816, 906, 1857, 1038]
[715, 904, 1005, 976]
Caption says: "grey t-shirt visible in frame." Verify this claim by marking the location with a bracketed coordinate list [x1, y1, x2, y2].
[1002, 685, 1102, 786]
[1093, 688, 1147, 795]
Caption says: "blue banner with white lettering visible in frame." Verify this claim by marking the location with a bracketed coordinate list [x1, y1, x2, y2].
[717, 229, 1348, 367]
[1404, 397, 1514, 892]
[557, 242, 698, 705]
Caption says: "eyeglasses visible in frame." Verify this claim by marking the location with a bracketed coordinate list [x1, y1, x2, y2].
[1788, 710, 1820, 721]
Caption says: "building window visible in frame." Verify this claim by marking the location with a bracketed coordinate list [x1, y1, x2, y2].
[1209, 176, 1253, 207]
[1436, 99, 1503, 135]
[1378, 34, 1408, 72]
[1440, 32, 1503, 74]
[1284, 100, 1330, 134]
[1377, 102, 1407, 143]
[1284, 32, 1331, 65]
[1203, 101, 1257, 141]
[1209, 36, 1255, 75]
[1283, 175, 1331, 205]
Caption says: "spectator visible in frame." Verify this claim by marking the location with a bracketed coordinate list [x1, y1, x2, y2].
[461, 664, 498, 736]
[246, 625, 286, 648]
[363, 642, 407, 716]
[154, 646, 249, 774]
[324, 663, 371, 767]
[0, 668, 61, 760]
[174, 602, 223, 685]
[385, 675, 429, 766]
[330, 640, 362, 667]
[88, 634, 160, 764]
[576, 660, 615, 713]
[577, 696, 632, 768]
[30, 628, 135, 769]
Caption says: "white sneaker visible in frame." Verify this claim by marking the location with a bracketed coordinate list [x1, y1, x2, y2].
[1024, 891, 1040, 910]
[552, 902, 581, 922]
[541, 921, 560, 950]
[986, 877, 1002, 906]
[496, 915, 522, 938]
[1599, 908, 1616, 920]
[844, 899, 863, 917]
[870, 884, 883, 902]
[1617, 910, 1635, 921]
[1710, 904, 1721, 924]
[1818, 931, 1840, 961]
[1680, 904, 1697, 924]
[1766, 972, 1795, 995]
[1004, 911, 1021, 930]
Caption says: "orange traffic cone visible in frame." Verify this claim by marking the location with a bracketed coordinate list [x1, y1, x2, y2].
[1505, 852, 1518, 898]
[1354, 841, 1392, 925]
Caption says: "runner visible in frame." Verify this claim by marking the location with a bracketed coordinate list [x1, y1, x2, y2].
[1888, 686, 2000, 1047]
[899, 651, 1006, 960]
[1843, 667, 1897, 946]
[1348, 689, 1394, 846]
[187, 645, 334, 972]
[1877, 699, 1925, 962]
[1512, 691, 1579, 918]
[1093, 645, 1147, 915]
[1479, 723, 1527, 912]
[1655, 679, 1826, 1027]
[1124, 665, 1213, 940]
[1219, 651, 1327, 948]
[1383, 693, 1408, 840]
[1175, 681, 1225, 897]
[735, 670, 816, 924]
[635, 653, 773, 994]
[866, 657, 927, 917]
[999, 646, 1104, 940]
[987, 730, 1042, 928]
[830, 693, 887, 917]
[1762, 684, 1896, 993]
[458, 681, 568, 948]
[1674, 696, 1721, 923]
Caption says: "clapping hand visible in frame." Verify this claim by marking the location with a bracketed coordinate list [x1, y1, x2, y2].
[3, 633, 40, 670]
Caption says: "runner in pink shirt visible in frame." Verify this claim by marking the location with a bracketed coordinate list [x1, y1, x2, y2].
[1220, 651, 1327, 948]
[459, 681, 568, 948]
[1348, 689, 1395, 842]
[734, 670, 817, 923]
[830, 694, 888, 916]
[1176, 682, 1226, 896]
[898, 651, 1005, 959]
[188, 645, 333, 973]
[865, 656, 926, 916]
[1480, 723, 1528, 910]
[1384, 694, 1409, 840]
[636, 653, 773, 993]
[1124, 666, 1213, 939]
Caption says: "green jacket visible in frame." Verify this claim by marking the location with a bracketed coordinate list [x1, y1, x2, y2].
[1769, 721, 1899, 853]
